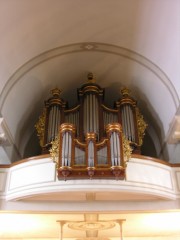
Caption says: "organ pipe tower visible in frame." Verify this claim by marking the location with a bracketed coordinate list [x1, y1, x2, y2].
[35, 73, 147, 180]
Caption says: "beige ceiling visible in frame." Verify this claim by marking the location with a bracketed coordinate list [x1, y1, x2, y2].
[0, 0, 179, 163]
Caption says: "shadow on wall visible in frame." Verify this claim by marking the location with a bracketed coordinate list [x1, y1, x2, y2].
[23, 130, 41, 158]
[141, 131, 157, 158]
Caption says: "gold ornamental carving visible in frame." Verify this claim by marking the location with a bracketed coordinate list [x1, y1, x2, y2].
[87, 72, 96, 83]
[121, 87, 131, 97]
[49, 135, 59, 167]
[122, 135, 132, 164]
[68, 221, 116, 231]
[78, 73, 104, 97]
[86, 132, 97, 140]
[51, 88, 62, 97]
[60, 123, 76, 134]
[106, 123, 122, 134]
[35, 108, 46, 147]
[136, 108, 147, 146]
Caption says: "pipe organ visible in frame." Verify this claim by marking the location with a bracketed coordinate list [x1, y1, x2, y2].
[36, 73, 147, 180]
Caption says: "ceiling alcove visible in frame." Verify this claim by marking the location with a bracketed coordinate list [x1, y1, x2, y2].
[22, 71, 158, 160]
[0, 43, 178, 162]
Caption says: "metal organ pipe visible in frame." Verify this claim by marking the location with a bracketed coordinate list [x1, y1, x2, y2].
[48, 108, 53, 142]
[64, 114, 67, 123]
[128, 105, 135, 142]
[114, 113, 118, 123]
[109, 113, 111, 124]
[97, 146, 107, 165]
[85, 95, 89, 133]
[110, 131, 121, 166]
[88, 140, 94, 167]
[113, 132, 117, 165]
[62, 133, 65, 167]
[75, 147, 85, 165]
[125, 107, 129, 140]
[84, 95, 88, 134]
[103, 111, 118, 129]
[49, 106, 61, 142]
[93, 95, 96, 133]
[75, 147, 79, 165]
[110, 133, 114, 166]
[54, 106, 58, 137]
[84, 96, 86, 134]
[64, 111, 79, 136]
[62, 131, 72, 167]
[67, 114, 70, 124]
[85, 95, 88, 133]
[90, 94, 93, 132]
[68, 133, 72, 166]
[116, 133, 120, 165]
[83, 94, 99, 138]
[128, 106, 132, 140]
[121, 105, 135, 142]
[53, 106, 56, 140]
[125, 106, 130, 140]
[55, 106, 58, 139]
[54, 106, 57, 140]
[64, 132, 68, 166]
[95, 97, 99, 138]
[57, 107, 60, 133]
[50, 106, 54, 141]
[121, 107, 128, 141]
[60, 123, 75, 169]
[52, 106, 56, 140]
[50, 107, 54, 141]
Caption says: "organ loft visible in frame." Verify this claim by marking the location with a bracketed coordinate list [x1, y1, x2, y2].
[35, 73, 147, 180]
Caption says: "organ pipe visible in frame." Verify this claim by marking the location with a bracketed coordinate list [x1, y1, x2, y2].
[97, 146, 107, 165]
[83, 94, 99, 137]
[88, 140, 94, 167]
[75, 147, 85, 165]
[59, 123, 75, 169]
[106, 123, 123, 167]
[86, 132, 96, 168]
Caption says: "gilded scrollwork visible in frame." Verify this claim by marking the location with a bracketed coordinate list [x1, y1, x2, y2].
[136, 108, 147, 146]
[122, 135, 132, 164]
[49, 135, 59, 167]
[35, 108, 46, 147]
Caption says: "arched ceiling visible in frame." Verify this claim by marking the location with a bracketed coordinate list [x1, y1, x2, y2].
[0, 0, 179, 163]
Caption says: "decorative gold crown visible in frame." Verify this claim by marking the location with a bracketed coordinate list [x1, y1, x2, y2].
[121, 88, 131, 97]
[51, 88, 62, 97]
[87, 72, 95, 83]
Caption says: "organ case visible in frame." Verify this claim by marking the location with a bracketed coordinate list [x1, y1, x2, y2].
[36, 73, 147, 180]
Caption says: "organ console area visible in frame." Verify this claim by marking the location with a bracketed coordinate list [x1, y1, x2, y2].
[35, 73, 147, 180]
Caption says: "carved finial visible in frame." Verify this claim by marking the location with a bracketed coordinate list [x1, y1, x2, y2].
[121, 88, 131, 97]
[51, 88, 62, 97]
[87, 72, 95, 83]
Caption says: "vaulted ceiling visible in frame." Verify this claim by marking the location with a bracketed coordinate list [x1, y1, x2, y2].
[0, 0, 179, 164]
